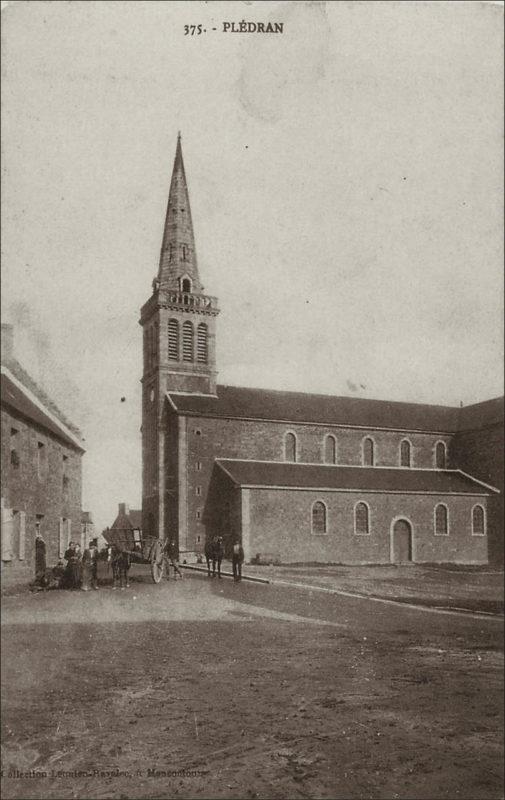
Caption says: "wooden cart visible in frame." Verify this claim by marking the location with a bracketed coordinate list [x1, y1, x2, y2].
[103, 528, 166, 583]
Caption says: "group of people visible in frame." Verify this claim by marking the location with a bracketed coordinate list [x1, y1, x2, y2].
[32, 534, 100, 591]
[205, 536, 244, 582]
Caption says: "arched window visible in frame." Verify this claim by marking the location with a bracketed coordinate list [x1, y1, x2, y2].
[312, 501, 327, 535]
[400, 439, 411, 468]
[284, 432, 297, 462]
[182, 321, 194, 362]
[324, 435, 337, 464]
[435, 441, 447, 469]
[362, 437, 374, 466]
[434, 504, 449, 535]
[197, 323, 208, 364]
[182, 277, 191, 292]
[354, 502, 370, 535]
[472, 505, 485, 536]
[168, 319, 179, 361]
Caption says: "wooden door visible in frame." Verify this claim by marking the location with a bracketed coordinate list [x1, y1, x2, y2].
[392, 519, 413, 563]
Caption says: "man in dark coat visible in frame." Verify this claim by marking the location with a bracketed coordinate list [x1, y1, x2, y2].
[232, 539, 244, 582]
[35, 532, 47, 584]
[162, 539, 183, 580]
[64, 542, 81, 589]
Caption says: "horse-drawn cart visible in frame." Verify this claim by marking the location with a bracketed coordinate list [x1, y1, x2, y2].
[102, 528, 166, 583]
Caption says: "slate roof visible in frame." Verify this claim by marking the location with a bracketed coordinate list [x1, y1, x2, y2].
[457, 397, 504, 432]
[169, 385, 503, 434]
[111, 510, 142, 530]
[216, 460, 496, 495]
[1, 370, 84, 451]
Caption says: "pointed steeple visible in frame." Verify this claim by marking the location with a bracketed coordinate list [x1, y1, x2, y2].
[158, 133, 202, 292]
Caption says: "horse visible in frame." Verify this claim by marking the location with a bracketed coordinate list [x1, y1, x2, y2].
[206, 536, 224, 579]
[106, 544, 131, 589]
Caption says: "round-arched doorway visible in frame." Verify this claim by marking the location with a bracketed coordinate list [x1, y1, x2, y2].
[390, 518, 413, 563]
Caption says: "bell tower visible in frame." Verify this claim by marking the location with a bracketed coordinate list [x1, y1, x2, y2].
[140, 134, 219, 539]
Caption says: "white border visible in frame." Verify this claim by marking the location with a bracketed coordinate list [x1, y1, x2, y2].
[434, 502, 449, 535]
[353, 501, 371, 535]
[471, 503, 487, 536]
[311, 500, 328, 536]
[390, 516, 415, 562]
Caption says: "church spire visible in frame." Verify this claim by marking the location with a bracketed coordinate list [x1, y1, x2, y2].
[158, 133, 201, 292]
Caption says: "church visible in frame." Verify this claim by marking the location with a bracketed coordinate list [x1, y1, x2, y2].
[140, 136, 503, 566]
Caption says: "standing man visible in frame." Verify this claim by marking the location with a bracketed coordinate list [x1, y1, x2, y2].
[89, 538, 100, 589]
[35, 530, 47, 586]
[232, 539, 244, 582]
[162, 539, 183, 580]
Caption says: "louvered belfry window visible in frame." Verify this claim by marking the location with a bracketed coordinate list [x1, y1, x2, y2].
[435, 504, 448, 535]
[312, 501, 327, 534]
[168, 319, 179, 361]
[197, 323, 208, 364]
[355, 502, 369, 534]
[400, 440, 411, 467]
[182, 321, 194, 362]
[472, 505, 485, 535]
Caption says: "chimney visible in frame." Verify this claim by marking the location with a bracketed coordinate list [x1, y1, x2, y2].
[1, 324, 14, 362]
[118, 502, 129, 516]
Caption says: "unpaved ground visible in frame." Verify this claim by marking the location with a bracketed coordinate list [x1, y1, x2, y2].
[1, 570, 503, 800]
[243, 564, 504, 615]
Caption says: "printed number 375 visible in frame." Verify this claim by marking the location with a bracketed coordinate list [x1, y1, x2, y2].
[184, 25, 203, 35]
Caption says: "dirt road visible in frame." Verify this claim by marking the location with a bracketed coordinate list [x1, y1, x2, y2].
[1, 571, 503, 799]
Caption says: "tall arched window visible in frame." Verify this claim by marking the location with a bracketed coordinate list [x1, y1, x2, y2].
[181, 277, 191, 292]
[472, 505, 485, 536]
[435, 441, 447, 469]
[354, 502, 370, 535]
[168, 320, 179, 361]
[312, 501, 327, 535]
[324, 435, 337, 464]
[434, 504, 449, 535]
[197, 323, 208, 364]
[182, 321, 194, 362]
[284, 432, 297, 462]
[400, 439, 411, 468]
[362, 437, 374, 466]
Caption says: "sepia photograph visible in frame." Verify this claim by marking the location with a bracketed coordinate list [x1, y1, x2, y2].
[1, 2, 503, 799]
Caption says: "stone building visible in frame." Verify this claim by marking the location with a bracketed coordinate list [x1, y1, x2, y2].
[140, 136, 503, 565]
[1, 324, 85, 588]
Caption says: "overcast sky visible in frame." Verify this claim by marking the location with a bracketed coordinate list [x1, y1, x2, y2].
[2, 1, 503, 532]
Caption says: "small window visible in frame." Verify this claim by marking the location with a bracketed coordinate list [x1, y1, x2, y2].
[10, 428, 19, 467]
[324, 435, 337, 464]
[196, 534, 201, 543]
[434, 504, 448, 535]
[472, 505, 486, 536]
[284, 432, 297, 462]
[195, 429, 202, 436]
[311, 501, 327, 535]
[435, 441, 447, 469]
[196, 512, 201, 521]
[182, 246, 187, 262]
[37, 442, 45, 479]
[400, 440, 411, 468]
[362, 437, 374, 467]
[196, 486, 201, 496]
[196, 461, 202, 471]
[354, 502, 370, 535]
[10, 449, 20, 468]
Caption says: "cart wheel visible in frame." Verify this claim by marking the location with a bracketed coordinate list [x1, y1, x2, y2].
[150, 540, 164, 584]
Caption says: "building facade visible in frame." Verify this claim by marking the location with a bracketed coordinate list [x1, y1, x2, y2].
[140, 137, 502, 565]
[1, 325, 85, 588]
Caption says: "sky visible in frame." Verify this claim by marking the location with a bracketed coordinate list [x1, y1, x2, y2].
[1, 1, 503, 533]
